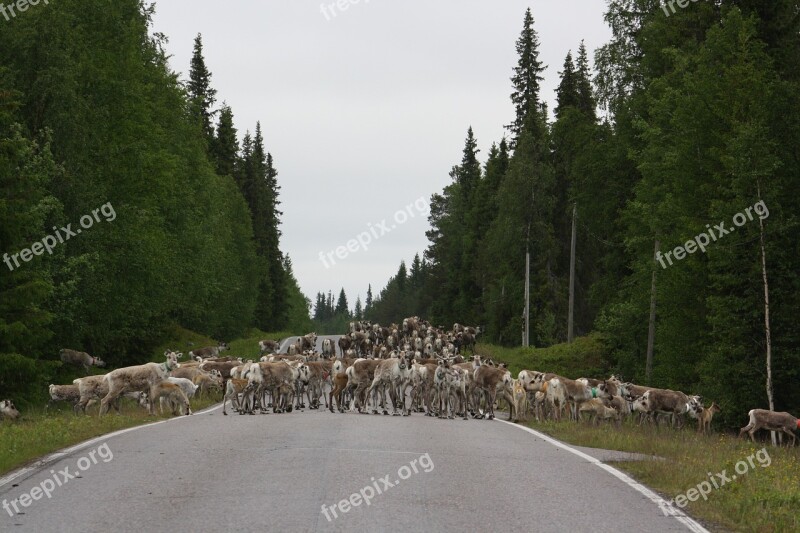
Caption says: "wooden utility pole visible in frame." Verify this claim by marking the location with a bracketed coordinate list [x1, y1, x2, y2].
[523, 250, 530, 347]
[645, 239, 659, 385]
[567, 204, 577, 343]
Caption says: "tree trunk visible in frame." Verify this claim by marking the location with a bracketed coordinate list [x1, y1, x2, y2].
[757, 183, 775, 445]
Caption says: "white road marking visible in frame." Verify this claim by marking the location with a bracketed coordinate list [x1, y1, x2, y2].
[498, 420, 710, 533]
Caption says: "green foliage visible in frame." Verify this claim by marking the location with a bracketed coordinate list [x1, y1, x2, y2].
[188, 33, 217, 142]
[366, 5, 800, 431]
[0, 0, 309, 407]
[477, 333, 612, 379]
[0, 354, 61, 407]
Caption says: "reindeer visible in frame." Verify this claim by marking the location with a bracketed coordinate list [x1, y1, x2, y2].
[473, 359, 512, 420]
[59, 349, 106, 374]
[100, 352, 180, 416]
[1, 400, 20, 421]
[740, 409, 798, 446]
[699, 402, 721, 434]
[367, 353, 412, 416]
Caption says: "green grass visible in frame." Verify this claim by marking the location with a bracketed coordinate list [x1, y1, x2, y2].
[475, 333, 612, 378]
[149, 325, 298, 362]
[527, 419, 800, 532]
[226, 329, 297, 359]
[0, 395, 220, 475]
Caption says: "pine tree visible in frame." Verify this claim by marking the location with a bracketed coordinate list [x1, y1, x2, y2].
[365, 284, 373, 314]
[237, 132, 253, 194]
[555, 51, 579, 118]
[508, 8, 546, 144]
[575, 41, 597, 120]
[187, 33, 217, 142]
[212, 104, 238, 177]
[409, 254, 423, 288]
[335, 288, 349, 316]
[456, 127, 481, 202]
[354, 296, 363, 320]
[313, 292, 325, 321]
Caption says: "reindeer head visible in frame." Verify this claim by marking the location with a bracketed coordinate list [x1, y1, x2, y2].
[0, 400, 20, 420]
[164, 351, 180, 371]
[137, 392, 151, 410]
[632, 394, 649, 413]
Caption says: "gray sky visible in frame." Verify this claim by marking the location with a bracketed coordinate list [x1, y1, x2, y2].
[151, 0, 612, 312]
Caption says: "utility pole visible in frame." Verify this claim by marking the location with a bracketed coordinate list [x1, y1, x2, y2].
[646, 239, 659, 385]
[524, 250, 530, 347]
[567, 203, 577, 343]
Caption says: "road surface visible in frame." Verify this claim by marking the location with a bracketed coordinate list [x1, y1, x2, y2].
[0, 401, 707, 532]
[278, 334, 340, 355]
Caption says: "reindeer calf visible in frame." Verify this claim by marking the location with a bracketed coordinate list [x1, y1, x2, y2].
[698, 402, 721, 434]
[149, 382, 190, 416]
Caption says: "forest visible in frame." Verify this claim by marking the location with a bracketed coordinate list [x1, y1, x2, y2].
[2, 0, 799, 428]
[0, 0, 312, 402]
[320, 1, 800, 427]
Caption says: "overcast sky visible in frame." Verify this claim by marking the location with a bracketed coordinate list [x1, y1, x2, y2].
[151, 0, 612, 312]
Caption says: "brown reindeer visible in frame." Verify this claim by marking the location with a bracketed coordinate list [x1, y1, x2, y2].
[740, 409, 798, 446]
[699, 402, 721, 434]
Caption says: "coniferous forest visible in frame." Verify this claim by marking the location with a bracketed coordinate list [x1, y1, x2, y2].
[354, 1, 800, 427]
[0, 1, 311, 399]
[1, 1, 799, 428]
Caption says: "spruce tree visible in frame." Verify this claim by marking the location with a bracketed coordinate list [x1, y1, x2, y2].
[335, 289, 349, 316]
[575, 41, 597, 120]
[212, 104, 238, 177]
[508, 8, 546, 144]
[354, 297, 363, 320]
[187, 33, 217, 142]
[555, 52, 579, 119]
[365, 284, 373, 314]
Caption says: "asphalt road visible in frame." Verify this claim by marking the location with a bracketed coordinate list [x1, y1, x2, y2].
[0, 400, 708, 533]
[278, 334, 341, 355]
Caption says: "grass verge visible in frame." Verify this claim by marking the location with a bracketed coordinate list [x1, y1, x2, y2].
[526, 419, 799, 532]
[2, 328, 298, 477]
[149, 326, 298, 362]
[475, 334, 611, 378]
[0, 395, 220, 476]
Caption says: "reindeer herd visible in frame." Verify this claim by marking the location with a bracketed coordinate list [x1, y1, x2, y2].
[2, 317, 797, 446]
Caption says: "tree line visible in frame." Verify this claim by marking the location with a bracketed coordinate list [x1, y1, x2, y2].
[365, 2, 800, 426]
[0, 0, 311, 401]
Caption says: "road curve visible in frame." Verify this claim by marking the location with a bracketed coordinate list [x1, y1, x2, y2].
[0, 403, 705, 532]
